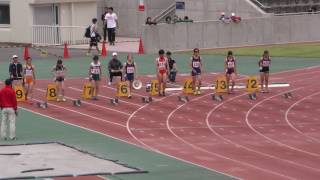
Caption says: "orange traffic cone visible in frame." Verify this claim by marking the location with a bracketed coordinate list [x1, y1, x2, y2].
[63, 43, 69, 59]
[24, 46, 30, 60]
[101, 41, 107, 57]
[138, 37, 144, 55]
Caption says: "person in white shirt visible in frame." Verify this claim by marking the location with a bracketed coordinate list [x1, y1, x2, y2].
[104, 7, 118, 46]
[87, 18, 100, 56]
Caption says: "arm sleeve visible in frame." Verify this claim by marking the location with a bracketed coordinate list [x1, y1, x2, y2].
[9, 64, 12, 75]
[108, 61, 111, 70]
[12, 90, 17, 111]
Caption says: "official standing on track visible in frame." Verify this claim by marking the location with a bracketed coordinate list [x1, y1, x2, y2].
[259, 50, 271, 93]
[0, 79, 18, 141]
[9, 55, 23, 86]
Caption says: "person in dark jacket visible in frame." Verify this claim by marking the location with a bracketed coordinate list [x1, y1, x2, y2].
[166, 51, 178, 83]
[9, 55, 23, 86]
[0, 79, 18, 140]
[108, 52, 123, 85]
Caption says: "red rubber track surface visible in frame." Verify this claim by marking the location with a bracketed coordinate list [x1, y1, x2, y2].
[20, 67, 320, 180]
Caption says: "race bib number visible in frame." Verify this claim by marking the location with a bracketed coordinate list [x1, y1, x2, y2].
[192, 61, 200, 68]
[91, 68, 100, 74]
[262, 60, 270, 67]
[14, 85, 25, 102]
[127, 67, 135, 74]
[117, 81, 129, 97]
[246, 76, 259, 92]
[215, 76, 228, 93]
[82, 82, 95, 99]
[183, 78, 193, 94]
[46, 84, 58, 101]
[158, 62, 166, 69]
[227, 62, 234, 68]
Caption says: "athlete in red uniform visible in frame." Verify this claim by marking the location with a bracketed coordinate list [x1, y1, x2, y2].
[156, 49, 168, 96]
[258, 50, 271, 93]
[224, 51, 237, 93]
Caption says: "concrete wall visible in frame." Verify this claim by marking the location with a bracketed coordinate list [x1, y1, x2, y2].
[102, 0, 175, 37]
[0, 0, 33, 43]
[0, 0, 96, 44]
[175, 0, 265, 21]
[143, 14, 320, 53]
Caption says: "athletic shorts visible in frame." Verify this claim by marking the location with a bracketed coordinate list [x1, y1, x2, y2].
[91, 74, 100, 81]
[158, 69, 167, 75]
[24, 77, 34, 85]
[125, 73, 134, 82]
[226, 68, 235, 75]
[260, 67, 269, 73]
[56, 77, 64, 82]
[90, 37, 98, 47]
[191, 68, 201, 76]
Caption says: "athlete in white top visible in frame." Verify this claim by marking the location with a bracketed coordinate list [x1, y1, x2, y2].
[89, 55, 102, 100]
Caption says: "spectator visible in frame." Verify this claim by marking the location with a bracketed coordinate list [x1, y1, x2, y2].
[0, 78, 18, 141]
[104, 7, 118, 46]
[231, 13, 241, 23]
[146, 17, 157, 25]
[9, 55, 23, 86]
[166, 51, 178, 83]
[165, 16, 172, 24]
[108, 52, 123, 85]
[87, 18, 101, 56]
[101, 6, 109, 42]
[219, 12, 231, 23]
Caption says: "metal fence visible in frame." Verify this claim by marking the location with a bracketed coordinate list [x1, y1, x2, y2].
[32, 25, 89, 45]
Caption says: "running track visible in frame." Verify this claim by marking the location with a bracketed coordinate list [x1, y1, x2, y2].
[19, 66, 320, 180]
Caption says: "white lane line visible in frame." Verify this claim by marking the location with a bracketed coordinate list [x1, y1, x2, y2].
[68, 86, 143, 107]
[205, 90, 320, 173]
[246, 87, 320, 157]
[26, 98, 126, 128]
[285, 91, 320, 143]
[125, 92, 241, 179]
[35, 88, 131, 116]
[165, 94, 296, 179]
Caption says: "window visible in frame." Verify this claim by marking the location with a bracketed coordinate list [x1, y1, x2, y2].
[0, 4, 10, 24]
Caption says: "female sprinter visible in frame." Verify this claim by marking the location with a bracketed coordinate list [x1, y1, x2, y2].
[23, 57, 36, 103]
[190, 48, 203, 95]
[156, 49, 168, 96]
[258, 50, 271, 93]
[225, 51, 237, 93]
[51, 59, 67, 102]
[89, 55, 102, 100]
[123, 54, 137, 98]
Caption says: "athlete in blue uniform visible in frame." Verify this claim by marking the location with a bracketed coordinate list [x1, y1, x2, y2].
[258, 50, 271, 93]
[124, 54, 137, 98]
[190, 48, 203, 95]
[224, 51, 237, 93]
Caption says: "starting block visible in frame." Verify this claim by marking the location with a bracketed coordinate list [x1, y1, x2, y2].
[36, 102, 48, 109]
[178, 96, 189, 103]
[110, 98, 119, 105]
[73, 99, 81, 107]
[142, 96, 153, 103]
[284, 92, 293, 99]
[211, 94, 223, 102]
[248, 93, 257, 100]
